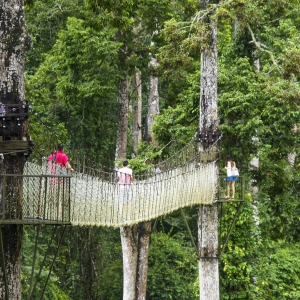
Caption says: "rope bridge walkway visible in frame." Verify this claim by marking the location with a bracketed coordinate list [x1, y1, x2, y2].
[20, 140, 219, 227]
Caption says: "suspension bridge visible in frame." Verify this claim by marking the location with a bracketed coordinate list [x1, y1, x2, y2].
[19, 140, 219, 227]
[0, 108, 244, 228]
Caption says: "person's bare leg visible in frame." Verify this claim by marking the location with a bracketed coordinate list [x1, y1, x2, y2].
[231, 181, 236, 199]
[226, 181, 230, 199]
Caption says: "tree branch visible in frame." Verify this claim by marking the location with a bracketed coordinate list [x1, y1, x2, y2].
[247, 24, 282, 74]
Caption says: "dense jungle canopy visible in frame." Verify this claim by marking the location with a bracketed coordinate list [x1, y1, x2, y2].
[20, 0, 300, 299]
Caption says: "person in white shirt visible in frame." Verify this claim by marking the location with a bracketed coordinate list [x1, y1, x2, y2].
[225, 155, 238, 199]
[117, 160, 134, 221]
[117, 160, 134, 184]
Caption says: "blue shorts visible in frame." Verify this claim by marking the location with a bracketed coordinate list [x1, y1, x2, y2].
[226, 176, 238, 182]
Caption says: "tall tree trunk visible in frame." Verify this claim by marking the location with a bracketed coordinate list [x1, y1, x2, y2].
[132, 70, 149, 300]
[132, 71, 142, 157]
[288, 125, 296, 166]
[198, 204, 219, 299]
[136, 54, 159, 300]
[136, 221, 151, 300]
[115, 77, 129, 162]
[115, 76, 138, 300]
[144, 57, 159, 145]
[250, 51, 261, 291]
[0, 0, 31, 298]
[120, 226, 138, 300]
[198, 2, 220, 299]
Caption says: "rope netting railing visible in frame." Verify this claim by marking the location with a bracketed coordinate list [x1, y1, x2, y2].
[22, 173, 71, 224]
[72, 163, 217, 227]
[155, 139, 219, 173]
[0, 171, 71, 224]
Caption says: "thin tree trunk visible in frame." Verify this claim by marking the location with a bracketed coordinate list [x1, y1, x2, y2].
[120, 226, 138, 300]
[136, 221, 151, 300]
[0, 0, 31, 298]
[132, 69, 150, 300]
[198, 3, 220, 299]
[132, 71, 142, 157]
[288, 125, 297, 166]
[115, 77, 129, 162]
[144, 57, 159, 145]
[136, 54, 159, 300]
[115, 76, 138, 300]
[249, 153, 260, 289]
[250, 54, 260, 290]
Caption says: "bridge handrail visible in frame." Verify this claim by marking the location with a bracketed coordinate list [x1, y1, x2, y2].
[0, 173, 71, 225]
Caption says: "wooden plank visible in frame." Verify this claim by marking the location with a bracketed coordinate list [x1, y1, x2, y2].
[0, 140, 32, 153]
[0, 103, 29, 118]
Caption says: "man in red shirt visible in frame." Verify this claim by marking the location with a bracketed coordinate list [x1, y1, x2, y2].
[55, 144, 74, 172]
[47, 144, 74, 221]
[47, 144, 74, 185]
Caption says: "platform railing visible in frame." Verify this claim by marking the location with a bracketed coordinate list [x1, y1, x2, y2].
[218, 175, 245, 202]
[0, 174, 71, 224]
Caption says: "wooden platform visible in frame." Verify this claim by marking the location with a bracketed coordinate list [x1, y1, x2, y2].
[218, 175, 245, 202]
[218, 198, 244, 203]
[0, 218, 71, 225]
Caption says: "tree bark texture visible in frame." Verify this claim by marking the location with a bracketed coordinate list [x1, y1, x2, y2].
[120, 226, 138, 300]
[199, 24, 219, 138]
[0, 0, 30, 103]
[135, 54, 160, 300]
[0, 1, 31, 299]
[198, 204, 219, 300]
[115, 77, 129, 162]
[198, 7, 220, 300]
[136, 221, 151, 300]
[145, 57, 159, 145]
[115, 76, 139, 300]
[132, 71, 142, 157]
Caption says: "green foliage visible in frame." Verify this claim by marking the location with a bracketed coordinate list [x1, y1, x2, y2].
[25, 0, 85, 74]
[256, 163, 300, 243]
[147, 232, 199, 300]
[24, 0, 36, 8]
[219, 57, 263, 166]
[57, 226, 123, 300]
[138, 0, 175, 34]
[26, 16, 121, 165]
[256, 243, 300, 299]
[216, 2, 300, 296]
[115, 142, 164, 173]
[157, 19, 202, 96]
[21, 226, 72, 299]
[153, 207, 199, 250]
[84, 0, 135, 29]
[22, 226, 123, 299]
[151, 70, 200, 152]
[220, 194, 259, 299]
